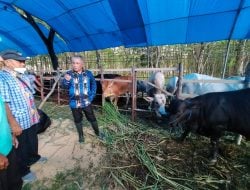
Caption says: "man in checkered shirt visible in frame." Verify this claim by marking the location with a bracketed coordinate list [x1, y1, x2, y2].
[0, 50, 47, 183]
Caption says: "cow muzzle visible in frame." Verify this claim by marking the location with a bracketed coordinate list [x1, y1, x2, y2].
[158, 105, 167, 116]
[103, 92, 114, 97]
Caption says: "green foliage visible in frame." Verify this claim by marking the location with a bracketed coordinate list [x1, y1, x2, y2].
[98, 103, 250, 190]
[27, 40, 250, 78]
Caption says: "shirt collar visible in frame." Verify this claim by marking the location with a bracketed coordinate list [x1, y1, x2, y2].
[2, 67, 18, 77]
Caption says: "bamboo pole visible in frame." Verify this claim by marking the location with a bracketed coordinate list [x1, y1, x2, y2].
[131, 66, 137, 122]
[40, 72, 44, 100]
[222, 40, 231, 78]
[176, 63, 183, 99]
[38, 73, 63, 109]
[57, 70, 61, 105]
[100, 66, 105, 107]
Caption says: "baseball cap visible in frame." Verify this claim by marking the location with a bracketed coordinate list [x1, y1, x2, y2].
[0, 50, 27, 61]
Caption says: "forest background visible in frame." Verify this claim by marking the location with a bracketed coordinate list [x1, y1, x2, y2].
[27, 40, 250, 78]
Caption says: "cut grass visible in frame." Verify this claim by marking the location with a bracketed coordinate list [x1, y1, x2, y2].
[28, 101, 250, 190]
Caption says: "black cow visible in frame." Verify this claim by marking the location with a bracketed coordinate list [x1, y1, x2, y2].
[168, 88, 250, 163]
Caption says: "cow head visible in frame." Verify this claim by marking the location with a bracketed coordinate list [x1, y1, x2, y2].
[102, 80, 114, 98]
[137, 80, 147, 93]
[166, 76, 178, 94]
[144, 93, 167, 118]
[168, 98, 199, 128]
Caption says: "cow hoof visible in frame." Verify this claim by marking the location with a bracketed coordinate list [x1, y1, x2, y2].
[156, 119, 162, 124]
[209, 158, 217, 165]
[173, 137, 184, 143]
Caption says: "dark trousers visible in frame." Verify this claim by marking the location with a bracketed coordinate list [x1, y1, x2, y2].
[71, 104, 97, 123]
[16, 125, 41, 176]
[0, 148, 23, 190]
[71, 104, 99, 135]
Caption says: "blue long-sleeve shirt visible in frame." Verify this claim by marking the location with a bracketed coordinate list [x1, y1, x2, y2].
[62, 70, 96, 108]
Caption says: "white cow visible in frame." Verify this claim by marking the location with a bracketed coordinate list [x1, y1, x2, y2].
[144, 71, 167, 117]
[166, 73, 244, 96]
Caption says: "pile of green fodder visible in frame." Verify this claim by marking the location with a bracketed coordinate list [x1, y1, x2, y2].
[98, 103, 250, 190]
[33, 102, 250, 189]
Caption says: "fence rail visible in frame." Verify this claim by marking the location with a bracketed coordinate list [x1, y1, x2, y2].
[36, 66, 179, 121]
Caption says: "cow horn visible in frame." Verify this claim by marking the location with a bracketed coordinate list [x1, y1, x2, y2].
[169, 109, 192, 126]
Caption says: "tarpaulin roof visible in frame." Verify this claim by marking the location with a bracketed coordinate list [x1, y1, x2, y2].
[0, 0, 250, 57]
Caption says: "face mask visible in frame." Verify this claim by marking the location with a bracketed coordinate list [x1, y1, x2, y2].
[14, 67, 27, 74]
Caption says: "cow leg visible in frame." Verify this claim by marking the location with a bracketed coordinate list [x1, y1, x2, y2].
[109, 96, 115, 104]
[209, 137, 219, 164]
[155, 110, 162, 118]
[108, 96, 118, 110]
[178, 127, 191, 142]
[125, 93, 130, 109]
[114, 97, 118, 106]
[235, 134, 242, 145]
[148, 101, 152, 111]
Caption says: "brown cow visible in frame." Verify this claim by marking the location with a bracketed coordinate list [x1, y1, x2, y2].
[102, 76, 132, 107]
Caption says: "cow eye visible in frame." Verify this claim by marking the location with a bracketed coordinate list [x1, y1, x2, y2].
[176, 111, 182, 115]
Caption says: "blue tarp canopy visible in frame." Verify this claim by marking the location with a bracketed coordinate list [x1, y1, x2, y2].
[0, 0, 250, 56]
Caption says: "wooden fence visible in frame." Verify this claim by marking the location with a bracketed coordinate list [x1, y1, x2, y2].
[36, 66, 179, 121]
[36, 64, 246, 121]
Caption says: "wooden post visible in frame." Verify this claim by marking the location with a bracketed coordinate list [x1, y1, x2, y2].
[131, 66, 137, 121]
[57, 70, 61, 105]
[40, 71, 44, 100]
[222, 40, 231, 78]
[176, 63, 183, 99]
[100, 67, 105, 107]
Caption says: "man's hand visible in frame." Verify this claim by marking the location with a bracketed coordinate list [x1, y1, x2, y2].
[11, 122, 22, 136]
[12, 135, 19, 149]
[0, 154, 9, 170]
[64, 74, 71, 81]
[5, 103, 22, 136]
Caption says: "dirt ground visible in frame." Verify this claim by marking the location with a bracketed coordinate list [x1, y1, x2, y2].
[31, 118, 106, 180]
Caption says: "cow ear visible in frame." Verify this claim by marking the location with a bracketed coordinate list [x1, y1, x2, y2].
[144, 97, 154, 102]
[184, 98, 192, 106]
[186, 99, 200, 109]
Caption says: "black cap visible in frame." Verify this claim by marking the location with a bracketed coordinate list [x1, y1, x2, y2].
[0, 50, 27, 61]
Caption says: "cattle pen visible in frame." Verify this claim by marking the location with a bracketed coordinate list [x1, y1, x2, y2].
[34, 65, 180, 121]
[34, 62, 247, 121]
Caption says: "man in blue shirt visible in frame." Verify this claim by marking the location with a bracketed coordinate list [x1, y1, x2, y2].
[62, 55, 103, 143]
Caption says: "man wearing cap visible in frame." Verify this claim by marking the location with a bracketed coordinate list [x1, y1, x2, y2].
[0, 50, 47, 183]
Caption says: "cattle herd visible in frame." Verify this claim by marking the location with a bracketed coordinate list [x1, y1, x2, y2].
[34, 71, 250, 164]
[95, 71, 169, 117]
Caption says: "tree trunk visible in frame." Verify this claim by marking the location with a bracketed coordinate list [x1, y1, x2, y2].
[95, 50, 101, 69]
[234, 40, 247, 75]
[21, 11, 59, 70]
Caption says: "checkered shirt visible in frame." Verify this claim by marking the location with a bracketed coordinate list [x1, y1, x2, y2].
[0, 69, 39, 130]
